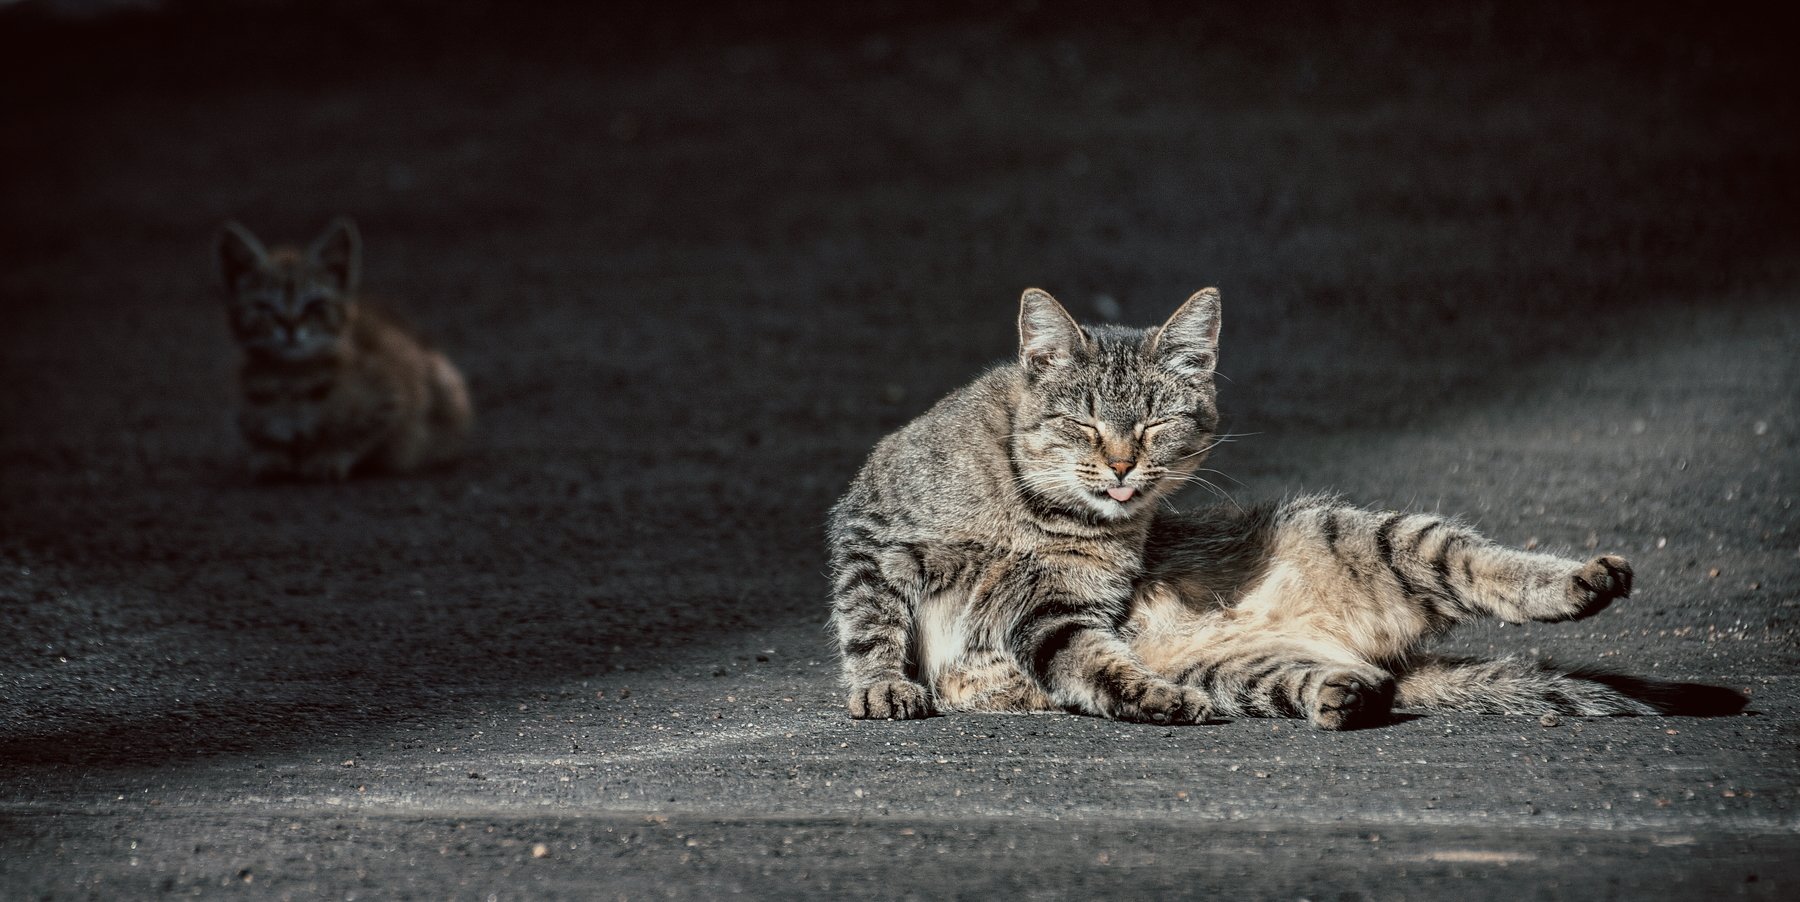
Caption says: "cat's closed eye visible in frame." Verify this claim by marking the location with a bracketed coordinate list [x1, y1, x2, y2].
[1054, 417, 1101, 441]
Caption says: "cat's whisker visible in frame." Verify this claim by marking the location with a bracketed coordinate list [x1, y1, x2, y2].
[1158, 473, 1245, 511]
[1172, 431, 1256, 462]
[1195, 467, 1246, 489]
[1193, 479, 1245, 512]
[1176, 440, 1228, 461]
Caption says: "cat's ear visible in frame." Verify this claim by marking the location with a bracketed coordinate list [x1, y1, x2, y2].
[217, 221, 268, 293]
[1018, 288, 1086, 373]
[1150, 287, 1222, 380]
[307, 217, 362, 295]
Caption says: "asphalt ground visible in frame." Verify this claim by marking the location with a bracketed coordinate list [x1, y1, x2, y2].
[1, 2, 1796, 898]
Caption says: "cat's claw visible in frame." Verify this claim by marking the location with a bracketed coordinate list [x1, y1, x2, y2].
[848, 680, 932, 720]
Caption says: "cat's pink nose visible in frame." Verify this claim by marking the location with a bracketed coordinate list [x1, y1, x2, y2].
[1107, 459, 1135, 477]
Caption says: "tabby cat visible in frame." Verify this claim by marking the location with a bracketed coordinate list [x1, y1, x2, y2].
[217, 218, 472, 480]
[828, 288, 1726, 729]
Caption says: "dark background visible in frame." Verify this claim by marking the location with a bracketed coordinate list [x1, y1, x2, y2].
[2, 1, 1796, 897]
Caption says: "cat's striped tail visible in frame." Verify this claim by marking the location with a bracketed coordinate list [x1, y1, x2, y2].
[1394, 655, 1748, 716]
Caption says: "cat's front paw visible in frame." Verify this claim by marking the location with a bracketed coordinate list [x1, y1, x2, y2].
[848, 680, 932, 720]
[1563, 554, 1632, 620]
[1118, 681, 1212, 725]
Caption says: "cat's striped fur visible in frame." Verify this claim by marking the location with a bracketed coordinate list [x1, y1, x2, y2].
[829, 289, 1725, 729]
[1133, 500, 1646, 729]
[829, 288, 1223, 723]
[217, 218, 471, 480]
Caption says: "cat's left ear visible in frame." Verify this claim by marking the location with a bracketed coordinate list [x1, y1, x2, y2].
[307, 217, 362, 295]
[1149, 287, 1222, 380]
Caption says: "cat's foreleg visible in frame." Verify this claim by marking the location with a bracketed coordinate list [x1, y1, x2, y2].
[829, 542, 931, 720]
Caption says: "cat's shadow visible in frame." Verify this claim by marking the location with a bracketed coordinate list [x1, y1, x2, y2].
[1573, 671, 1753, 717]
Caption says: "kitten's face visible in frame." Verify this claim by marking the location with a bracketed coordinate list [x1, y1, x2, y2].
[1011, 289, 1221, 523]
[218, 220, 361, 362]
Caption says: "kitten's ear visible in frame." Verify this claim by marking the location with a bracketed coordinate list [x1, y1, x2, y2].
[307, 217, 362, 295]
[217, 221, 268, 293]
[1150, 287, 1222, 380]
[1018, 288, 1086, 373]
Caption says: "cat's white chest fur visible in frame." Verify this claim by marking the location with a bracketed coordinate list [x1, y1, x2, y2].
[914, 589, 975, 682]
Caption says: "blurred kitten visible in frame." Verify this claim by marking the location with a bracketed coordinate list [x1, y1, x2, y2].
[216, 218, 471, 480]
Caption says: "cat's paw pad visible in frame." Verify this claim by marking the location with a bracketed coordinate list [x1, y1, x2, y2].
[1122, 682, 1212, 725]
[1309, 670, 1394, 731]
[847, 680, 932, 720]
[1564, 554, 1632, 620]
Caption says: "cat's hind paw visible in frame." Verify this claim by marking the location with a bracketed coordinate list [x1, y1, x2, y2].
[1309, 669, 1395, 731]
[1563, 554, 1632, 620]
[848, 680, 932, 720]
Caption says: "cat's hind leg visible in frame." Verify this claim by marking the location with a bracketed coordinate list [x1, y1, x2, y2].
[1169, 639, 1395, 730]
[420, 352, 473, 464]
[1283, 499, 1634, 636]
[1138, 603, 1391, 730]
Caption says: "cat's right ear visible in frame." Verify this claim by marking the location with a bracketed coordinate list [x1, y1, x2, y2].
[217, 222, 268, 294]
[1018, 288, 1086, 374]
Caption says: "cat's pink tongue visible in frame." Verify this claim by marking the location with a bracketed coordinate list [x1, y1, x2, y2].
[1106, 486, 1137, 502]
